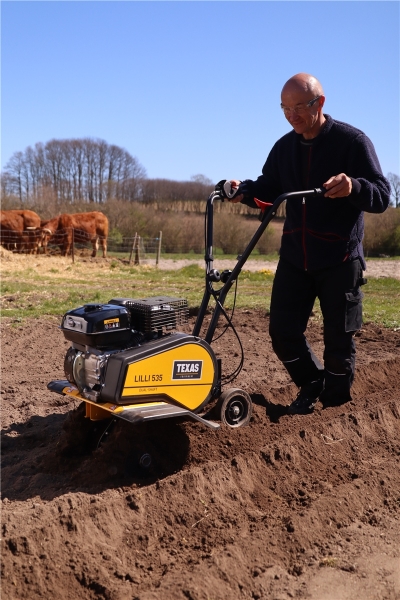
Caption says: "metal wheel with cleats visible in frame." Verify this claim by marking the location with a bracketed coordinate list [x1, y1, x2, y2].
[217, 388, 252, 428]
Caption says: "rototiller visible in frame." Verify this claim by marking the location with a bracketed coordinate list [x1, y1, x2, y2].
[48, 184, 324, 435]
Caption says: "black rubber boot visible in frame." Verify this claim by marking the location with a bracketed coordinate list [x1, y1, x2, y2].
[287, 379, 325, 415]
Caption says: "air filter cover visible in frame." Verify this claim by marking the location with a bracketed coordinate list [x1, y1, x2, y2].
[109, 296, 188, 334]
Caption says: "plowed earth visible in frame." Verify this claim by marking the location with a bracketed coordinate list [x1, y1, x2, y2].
[1, 309, 400, 600]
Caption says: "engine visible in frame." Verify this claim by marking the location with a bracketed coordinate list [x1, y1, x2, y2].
[61, 296, 189, 403]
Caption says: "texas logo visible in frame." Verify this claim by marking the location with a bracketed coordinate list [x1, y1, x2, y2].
[172, 360, 203, 380]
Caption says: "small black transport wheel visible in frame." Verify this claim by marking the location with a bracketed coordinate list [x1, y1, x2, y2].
[217, 388, 252, 428]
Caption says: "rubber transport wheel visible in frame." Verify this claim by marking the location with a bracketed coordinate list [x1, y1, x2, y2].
[217, 388, 252, 428]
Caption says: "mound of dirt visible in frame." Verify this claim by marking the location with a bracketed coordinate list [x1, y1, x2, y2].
[1, 311, 400, 600]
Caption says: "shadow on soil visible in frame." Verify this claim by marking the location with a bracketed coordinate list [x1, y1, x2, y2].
[1, 404, 190, 502]
[251, 392, 290, 422]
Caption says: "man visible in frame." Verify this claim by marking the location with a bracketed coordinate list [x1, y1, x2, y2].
[227, 73, 390, 414]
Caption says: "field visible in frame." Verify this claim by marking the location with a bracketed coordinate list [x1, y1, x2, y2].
[1, 252, 400, 600]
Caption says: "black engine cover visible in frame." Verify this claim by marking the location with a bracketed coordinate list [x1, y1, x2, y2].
[61, 303, 132, 348]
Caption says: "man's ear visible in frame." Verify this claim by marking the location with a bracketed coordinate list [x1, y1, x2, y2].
[318, 95, 326, 110]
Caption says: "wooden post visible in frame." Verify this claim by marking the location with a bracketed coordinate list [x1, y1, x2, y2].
[129, 233, 137, 265]
[72, 228, 75, 263]
[135, 235, 140, 265]
[156, 231, 162, 267]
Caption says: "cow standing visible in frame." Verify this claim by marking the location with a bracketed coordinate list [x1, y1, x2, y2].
[41, 211, 109, 258]
[0, 209, 42, 254]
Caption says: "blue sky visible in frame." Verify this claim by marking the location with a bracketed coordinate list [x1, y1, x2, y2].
[1, 1, 399, 183]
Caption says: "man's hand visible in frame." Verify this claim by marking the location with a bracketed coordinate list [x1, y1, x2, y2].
[227, 180, 244, 203]
[323, 173, 352, 198]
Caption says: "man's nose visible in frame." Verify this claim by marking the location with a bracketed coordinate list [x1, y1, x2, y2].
[287, 112, 301, 122]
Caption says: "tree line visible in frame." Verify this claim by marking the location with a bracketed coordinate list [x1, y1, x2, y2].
[1, 137, 399, 210]
[0, 138, 216, 205]
[1, 138, 146, 204]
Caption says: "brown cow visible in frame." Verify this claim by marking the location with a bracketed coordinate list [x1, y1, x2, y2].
[39, 216, 61, 255]
[41, 211, 108, 258]
[0, 209, 42, 254]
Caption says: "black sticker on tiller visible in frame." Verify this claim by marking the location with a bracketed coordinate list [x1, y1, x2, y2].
[172, 360, 203, 380]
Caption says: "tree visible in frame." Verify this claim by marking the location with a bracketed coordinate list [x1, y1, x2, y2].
[190, 174, 214, 186]
[2, 138, 147, 204]
[387, 173, 400, 208]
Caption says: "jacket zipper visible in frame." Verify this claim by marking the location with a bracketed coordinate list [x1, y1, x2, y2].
[302, 145, 312, 271]
[302, 197, 307, 270]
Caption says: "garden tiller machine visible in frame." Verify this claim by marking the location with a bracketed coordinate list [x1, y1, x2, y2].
[48, 184, 324, 435]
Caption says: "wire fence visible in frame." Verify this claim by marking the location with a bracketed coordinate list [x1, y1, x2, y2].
[0, 227, 163, 265]
[1, 226, 270, 262]
[0, 228, 43, 255]
[108, 233, 163, 265]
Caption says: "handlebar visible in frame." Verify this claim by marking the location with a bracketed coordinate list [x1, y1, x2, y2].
[211, 184, 326, 204]
[194, 186, 326, 341]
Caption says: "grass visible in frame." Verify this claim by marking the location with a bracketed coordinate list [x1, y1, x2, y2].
[362, 277, 400, 328]
[310, 279, 400, 329]
[106, 250, 281, 262]
[1, 255, 399, 328]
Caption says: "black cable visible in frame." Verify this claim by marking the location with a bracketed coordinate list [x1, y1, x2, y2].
[210, 283, 245, 384]
[202, 191, 245, 383]
[211, 277, 238, 342]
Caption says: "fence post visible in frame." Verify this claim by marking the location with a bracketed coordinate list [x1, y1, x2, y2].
[135, 235, 140, 265]
[72, 228, 75, 263]
[156, 231, 162, 267]
[129, 233, 137, 265]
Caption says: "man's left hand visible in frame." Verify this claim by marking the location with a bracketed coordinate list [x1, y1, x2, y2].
[323, 173, 352, 198]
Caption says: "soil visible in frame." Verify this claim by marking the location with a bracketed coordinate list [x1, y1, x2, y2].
[1, 258, 400, 600]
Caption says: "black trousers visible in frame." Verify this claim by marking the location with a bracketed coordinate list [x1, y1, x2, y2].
[269, 257, 364, 403]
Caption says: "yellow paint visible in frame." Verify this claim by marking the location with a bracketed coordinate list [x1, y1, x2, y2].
[62, 385, 168, 414]
[61, 338, 216, 412]
[122, 343, 215, 410]
[85, 403, 111, 421]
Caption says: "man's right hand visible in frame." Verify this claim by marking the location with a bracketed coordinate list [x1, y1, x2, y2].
[227, 180, 244, 203]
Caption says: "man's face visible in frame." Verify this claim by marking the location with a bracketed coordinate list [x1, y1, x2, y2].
[280, 87, 323, 138]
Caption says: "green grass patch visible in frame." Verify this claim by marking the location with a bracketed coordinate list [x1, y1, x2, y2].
[1, 260, 399, 328]
[362, 277, 400, 328]
[107, 251, 281, 262]
[306, 278, 400, 329]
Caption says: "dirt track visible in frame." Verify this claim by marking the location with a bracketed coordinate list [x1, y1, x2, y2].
[1, 302, 400, 599]
[156, 258, 400, 280]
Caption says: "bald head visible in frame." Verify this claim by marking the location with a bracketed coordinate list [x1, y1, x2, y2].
[280, 73, 326, 139]
[282, 73, 324, 98]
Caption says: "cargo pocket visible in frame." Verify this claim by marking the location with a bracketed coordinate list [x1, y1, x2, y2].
[345, 290, 363, 333]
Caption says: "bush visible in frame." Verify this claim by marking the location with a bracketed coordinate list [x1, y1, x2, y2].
[212, 213, 275, 255]
[364, 208, 400, 256]
[108, 228, 123, 244]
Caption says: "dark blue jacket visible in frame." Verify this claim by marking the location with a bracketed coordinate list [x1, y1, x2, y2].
[242, 115, 391, 271]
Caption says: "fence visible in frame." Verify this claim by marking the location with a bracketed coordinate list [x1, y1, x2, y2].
[0, 226, 163, 266]
[0, 220, 281, 261]
[0, 226, 268, 261]
[0, 228, 43, 255]
[108, 232, 163, 265]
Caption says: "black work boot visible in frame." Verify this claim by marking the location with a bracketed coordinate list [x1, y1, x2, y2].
[320, 390, 352, 408]
[287, 379, 325, 415]
[320, 371, 353, 408]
